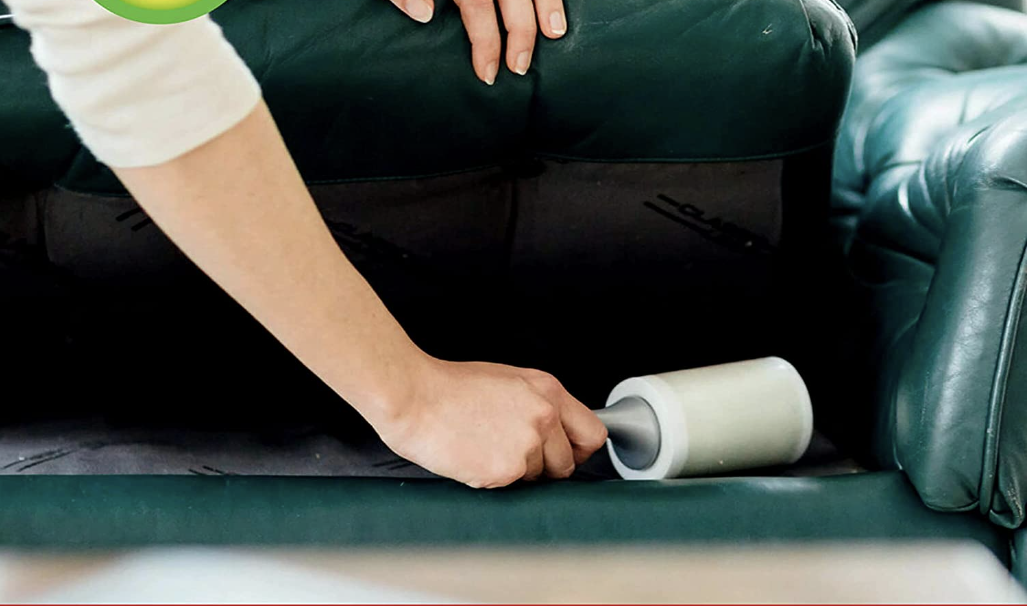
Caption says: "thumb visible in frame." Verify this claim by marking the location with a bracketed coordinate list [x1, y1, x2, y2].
[559, 395, 610, 465]
[387, 0, 435, 23]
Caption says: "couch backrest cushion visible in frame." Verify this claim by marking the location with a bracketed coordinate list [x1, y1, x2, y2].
[835, 0, 1025, 49]
[0, 0, 856, 195]
[833, 2, 1027, 249]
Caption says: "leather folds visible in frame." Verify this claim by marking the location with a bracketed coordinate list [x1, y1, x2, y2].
[834, 0, 1025, 49]
[832, 1, 1028, 249]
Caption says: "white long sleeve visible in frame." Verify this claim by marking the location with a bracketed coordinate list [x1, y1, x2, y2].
[6, 0, 261, 168]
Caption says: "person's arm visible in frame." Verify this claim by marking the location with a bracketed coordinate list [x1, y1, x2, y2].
[116, 101, 609, 487]
[6, 0, 606, 487]
[113, 101, 424, 428]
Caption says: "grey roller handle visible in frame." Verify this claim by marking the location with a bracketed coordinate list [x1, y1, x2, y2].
[594, 397, 662, 470]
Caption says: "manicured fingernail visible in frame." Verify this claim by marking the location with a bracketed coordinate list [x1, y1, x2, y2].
[405, 0, 433, 23]
[515, 51, 531, 75]
[484, 61, 498, 85]
[549, 11, 566, 35]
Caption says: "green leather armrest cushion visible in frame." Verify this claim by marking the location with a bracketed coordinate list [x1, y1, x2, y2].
[829, 96, 1027, 527]
[891, 110, 1027, 529]
[824, 0, 1026, 528]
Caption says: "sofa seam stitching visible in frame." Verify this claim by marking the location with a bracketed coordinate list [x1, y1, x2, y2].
[978, 244, 1028, 520]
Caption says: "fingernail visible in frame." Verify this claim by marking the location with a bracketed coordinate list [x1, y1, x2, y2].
[549, 11, 566, 35]
[405, 0, 433, 23]
[484, 61, 498, 85]
[514, 51, 531, 76]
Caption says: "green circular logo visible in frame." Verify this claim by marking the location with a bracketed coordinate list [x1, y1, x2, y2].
[94, 0, 230, 24]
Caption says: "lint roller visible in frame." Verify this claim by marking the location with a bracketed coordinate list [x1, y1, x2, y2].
[594, 357, 813, 480]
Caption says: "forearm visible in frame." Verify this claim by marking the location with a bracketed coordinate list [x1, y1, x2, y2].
[6, 0, 423, 421]
[114, 101, 425, 423]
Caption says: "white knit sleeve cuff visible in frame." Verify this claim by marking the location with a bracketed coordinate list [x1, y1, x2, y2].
[8, 0, 262, 168]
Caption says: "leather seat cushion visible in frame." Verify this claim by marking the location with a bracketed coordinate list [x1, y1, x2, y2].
[0, 472, 1011, 559]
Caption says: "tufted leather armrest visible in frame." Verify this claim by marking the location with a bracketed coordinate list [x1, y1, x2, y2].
[858, 106, 1025, 527]
[823, 0, 1026, 528]
[830, 88, 1026, 530]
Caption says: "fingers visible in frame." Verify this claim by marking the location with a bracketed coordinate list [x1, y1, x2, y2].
[498, 0, 537, 76]
[541, 422, 576, 479]
[393, 0, 566, 83]
[524, 371, 606, 467]
[387, 0, 435, 24]
[526, 401, 573, 481]
[522, 440, 545, 482]
[558, 392, 609, 465]
[534, 0, 566, 39]
[454, 0, 502, 85]
[526, 368, 604, 462]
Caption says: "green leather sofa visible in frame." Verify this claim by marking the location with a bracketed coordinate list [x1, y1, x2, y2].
[0, 0, 1025, 588]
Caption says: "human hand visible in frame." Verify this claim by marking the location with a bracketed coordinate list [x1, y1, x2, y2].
[385, 0, 567, 84]
[373, 357, 607, 488]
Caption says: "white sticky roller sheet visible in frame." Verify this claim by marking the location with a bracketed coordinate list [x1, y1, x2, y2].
[605, 357, 813, 480]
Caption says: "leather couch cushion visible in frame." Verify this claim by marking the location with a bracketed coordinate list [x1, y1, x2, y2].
[0, 472, 1011, 559]
[0, 0, 855, 194]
